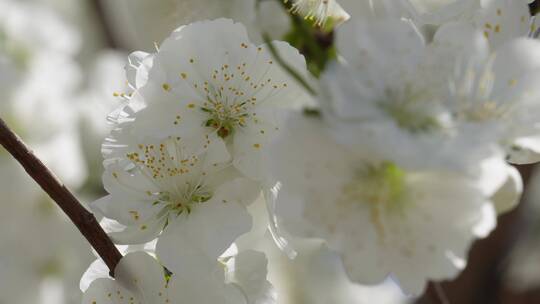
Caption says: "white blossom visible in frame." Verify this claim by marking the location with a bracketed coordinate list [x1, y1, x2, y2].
[327, 19, 506, 175]
[94, 134, 259, 270]
[0, 0, 86, 190]
[112, 18, 310, 181]
[447, 38, 540, 166]
[82, 251, 274, 304]
[266, 112, 501, 294]
[329, 17, 522, 213]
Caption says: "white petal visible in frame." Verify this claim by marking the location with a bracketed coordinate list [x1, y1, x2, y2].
[289, 0, 350, 26]
[508, 136, 540, 164]
[491, 38, 540, 97]
[474, 0, 531, 49]
[214, 178, 261, 207]
[91, 194, 161, 228]
[126, 51, 152, 89]
[114, 252, 169, 298]
[225, 250, 276, 304]
[82, 253, 168, 303]
[491, 165, 523, 214]
[409, 0, 478, 25]
[156, 199, 252, 274]
[108, 215, 167, 245]
[232, 110, 282, 181]
[82, 278, 135, 304]
[80, 259, 109, 292]
[337, 18, 425, 76]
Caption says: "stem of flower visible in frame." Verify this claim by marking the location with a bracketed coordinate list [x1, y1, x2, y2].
[0, 117, 122, 277]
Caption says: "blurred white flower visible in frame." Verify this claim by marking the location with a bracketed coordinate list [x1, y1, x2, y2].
[266, 113, 500, 295]
[0, 0, 79, 98]
[0, 2, 92, 303]
[448, 38, 540, 166]
[236, 197, 409, 304]
[407, 0, 531, 49]
[82, 251, 274, 304]
[329, 17, 522, 214]
[327, 19, 506, 176]
[102, 0, 289, 50]
[0, 0, 86, 190]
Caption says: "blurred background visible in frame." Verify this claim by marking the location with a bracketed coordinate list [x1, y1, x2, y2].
[0, 0, 540, 303]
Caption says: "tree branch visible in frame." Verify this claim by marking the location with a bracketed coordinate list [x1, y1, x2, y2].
[0, 117, 122, 276]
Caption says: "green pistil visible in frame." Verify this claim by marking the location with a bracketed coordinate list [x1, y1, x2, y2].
[302, 107, 322, 118]
[205, 118, 234, 138]
[191, 191, 212, 203]
[203, 106, 250, 139]
[346, 162, 409, 215]
[380, 102, 440, 133]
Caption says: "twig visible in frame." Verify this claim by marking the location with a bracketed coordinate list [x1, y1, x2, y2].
[262, 33, 317, 95]
[0, 117, 122, 276]
[434, 282, 450, 304]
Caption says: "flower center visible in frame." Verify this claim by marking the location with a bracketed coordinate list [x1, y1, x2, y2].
[379, 88, 441, 133]
[381, 101, 440, 133]
[125, 139, 215, 216]
[174, 49, 289, 139]
[202, 98, 252, 139]
[342, 162, 410, 241]
[156, 186, 213, 216]
[343, 162, 409, 215]
[457, 100, 510, 122]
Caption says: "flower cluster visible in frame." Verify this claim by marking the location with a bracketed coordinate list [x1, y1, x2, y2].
[85, 18, 310, 303]
[268, 0, 540, 295]
[82, 0, 540, 302]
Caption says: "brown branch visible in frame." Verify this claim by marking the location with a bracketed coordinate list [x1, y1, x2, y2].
[0, 117, 122, 276]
